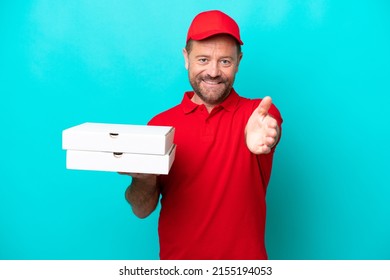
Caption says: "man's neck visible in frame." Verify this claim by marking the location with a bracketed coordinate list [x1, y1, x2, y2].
[191, 94, 216, 113]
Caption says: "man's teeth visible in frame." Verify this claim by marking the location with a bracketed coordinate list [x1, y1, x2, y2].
[204, 80, 220, 85]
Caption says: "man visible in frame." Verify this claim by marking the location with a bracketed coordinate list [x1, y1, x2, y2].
[123, 10, 282, 260]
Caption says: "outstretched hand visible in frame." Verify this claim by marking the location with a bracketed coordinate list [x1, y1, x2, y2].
[118, 172, 157, 179]
[118, 172, 158, 185]
[245, 96, 280, 154]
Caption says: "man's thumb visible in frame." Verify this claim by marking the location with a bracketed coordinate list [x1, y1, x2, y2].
[257, 96, 272, 116]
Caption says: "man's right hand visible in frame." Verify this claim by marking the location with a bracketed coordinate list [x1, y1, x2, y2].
[118, 172, 157, 180]
[120, 172, 159, 219]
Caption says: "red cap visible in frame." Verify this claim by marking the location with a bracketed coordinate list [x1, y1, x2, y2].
[186, 10, 243, 45]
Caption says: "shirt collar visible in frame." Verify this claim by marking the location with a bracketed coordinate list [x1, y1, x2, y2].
[181, 88, 240, 114]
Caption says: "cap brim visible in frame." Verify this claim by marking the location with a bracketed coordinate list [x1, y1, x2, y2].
[189, 30, 244, 45]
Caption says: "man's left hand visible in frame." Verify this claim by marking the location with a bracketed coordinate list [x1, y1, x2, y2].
[245, 96, 280, 154]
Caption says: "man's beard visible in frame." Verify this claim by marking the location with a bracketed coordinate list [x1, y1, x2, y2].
[189, 74, 234, 105]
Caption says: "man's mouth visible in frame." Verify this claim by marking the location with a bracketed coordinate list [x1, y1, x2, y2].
[202, 79, 223, 85]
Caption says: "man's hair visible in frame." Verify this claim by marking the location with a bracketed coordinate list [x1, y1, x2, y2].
[185, 38, 242, 56]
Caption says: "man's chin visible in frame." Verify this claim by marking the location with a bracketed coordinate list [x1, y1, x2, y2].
[196, 89, 230, 105]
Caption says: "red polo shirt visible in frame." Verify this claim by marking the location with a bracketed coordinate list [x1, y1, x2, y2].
[148, 89, 282, 260]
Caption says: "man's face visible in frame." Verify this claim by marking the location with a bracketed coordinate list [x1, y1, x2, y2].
[183, 35, 242, 107]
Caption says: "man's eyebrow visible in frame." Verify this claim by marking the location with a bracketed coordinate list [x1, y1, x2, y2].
[220, 56, 235, 60]
[194, 55, 235, 59]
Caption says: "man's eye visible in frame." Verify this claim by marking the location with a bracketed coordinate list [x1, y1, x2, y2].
[198, 58, 208, 63]
[220, 59, 231, 66]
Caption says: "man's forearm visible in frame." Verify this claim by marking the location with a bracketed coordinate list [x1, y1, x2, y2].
[125, 175, 159, 219]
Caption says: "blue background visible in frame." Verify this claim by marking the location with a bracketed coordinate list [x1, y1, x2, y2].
[1, 0, 389, 260]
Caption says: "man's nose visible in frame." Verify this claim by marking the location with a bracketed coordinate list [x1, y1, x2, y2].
[206, 61, 221, 78]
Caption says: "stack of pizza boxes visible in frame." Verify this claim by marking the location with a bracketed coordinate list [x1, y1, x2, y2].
[62, 122, 176, 174]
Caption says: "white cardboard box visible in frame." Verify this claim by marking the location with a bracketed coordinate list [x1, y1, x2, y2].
[62, 122, 175, 155]
[65, 145, 176, 174]
[62, 122, 176, 174]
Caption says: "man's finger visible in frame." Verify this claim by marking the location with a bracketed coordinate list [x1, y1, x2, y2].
[257, 96, 272, 117]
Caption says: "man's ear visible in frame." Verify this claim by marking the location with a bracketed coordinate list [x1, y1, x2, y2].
[236, 52, 243, 73]
[183, 48, 189, 70]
